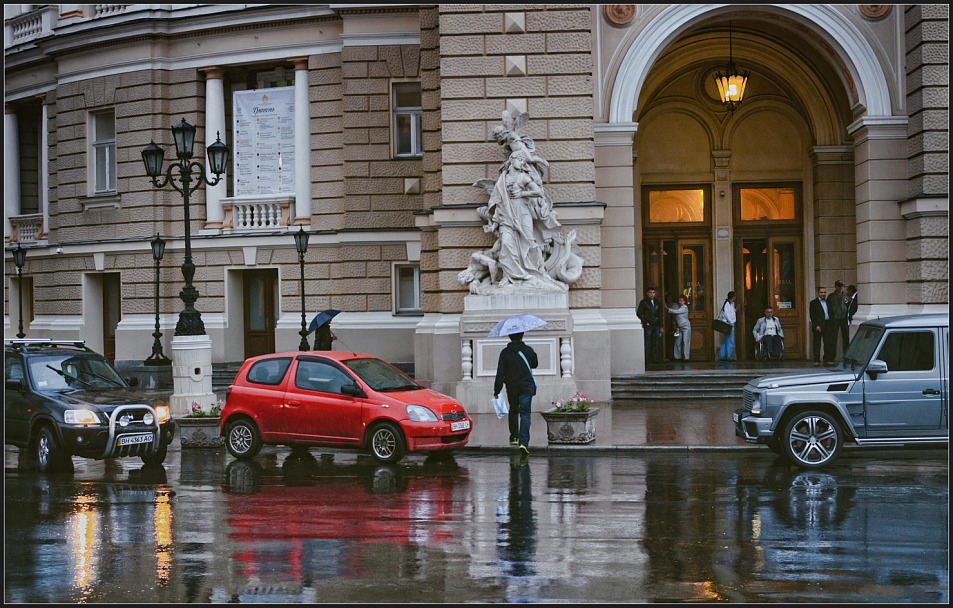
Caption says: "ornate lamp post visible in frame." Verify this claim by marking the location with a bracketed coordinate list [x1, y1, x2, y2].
[145, 233, 171, 366]
[12, 243, 27, 338]
[713, 22, 749, 112]
[293, 226, 310, 351]
[141, 119, 229, 336]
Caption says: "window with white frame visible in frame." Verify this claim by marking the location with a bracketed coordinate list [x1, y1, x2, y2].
[393, 82, 422, 158]
[395, 264, 422, 314]
[92, 110, 116, 194]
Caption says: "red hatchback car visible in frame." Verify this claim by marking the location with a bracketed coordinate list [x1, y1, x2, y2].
[220, 351, 471, 463]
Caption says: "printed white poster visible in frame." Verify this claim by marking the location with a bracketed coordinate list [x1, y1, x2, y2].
[233, 87, 295, 196]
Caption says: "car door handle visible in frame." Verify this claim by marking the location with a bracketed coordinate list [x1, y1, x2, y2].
[922, 389, 940, 395]
[287, 401, 302, 407]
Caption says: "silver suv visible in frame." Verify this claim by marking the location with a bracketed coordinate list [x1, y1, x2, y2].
[734, 314, 949, 468]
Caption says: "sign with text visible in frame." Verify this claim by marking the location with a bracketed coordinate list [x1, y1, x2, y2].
[233, 87, 295, 196]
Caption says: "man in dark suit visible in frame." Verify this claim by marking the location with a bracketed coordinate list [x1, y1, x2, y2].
[809, 286, 832, 366]
[637, 287, 662, 364]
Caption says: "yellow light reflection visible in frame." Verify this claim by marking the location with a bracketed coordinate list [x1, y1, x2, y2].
[69, 505, 98, 599]
[155, 494, 173, 586]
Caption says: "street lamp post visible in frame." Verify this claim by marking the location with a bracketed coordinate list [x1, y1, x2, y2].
[293, 226, 310, 351]
[145, 233, 171, 366]
[12, 243, 26, 338]
[141, 119, 229, 336]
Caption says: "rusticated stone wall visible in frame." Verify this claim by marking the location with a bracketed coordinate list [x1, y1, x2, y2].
[430, 4, 599, 312]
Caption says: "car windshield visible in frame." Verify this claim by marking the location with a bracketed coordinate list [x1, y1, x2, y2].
[837, 325, 884, 373]
[343, 358, 422, 393]
[28, 354, 128, 391]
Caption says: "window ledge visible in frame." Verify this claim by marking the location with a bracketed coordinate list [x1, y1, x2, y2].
[81, 193, 121, 210]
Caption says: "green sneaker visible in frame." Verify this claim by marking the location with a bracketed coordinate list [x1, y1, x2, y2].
[519, 444, 529, 454]
[509, 439, 518, 446]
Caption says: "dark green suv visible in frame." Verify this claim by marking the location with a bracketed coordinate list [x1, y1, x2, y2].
[4, 340, 175, 472]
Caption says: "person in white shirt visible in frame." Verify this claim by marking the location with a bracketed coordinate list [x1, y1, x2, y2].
[666, 295, 691, 361]
[752, 306, 784, 360]
[718, 291, 736, 361]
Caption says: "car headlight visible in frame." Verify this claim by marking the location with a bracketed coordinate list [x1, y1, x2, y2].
[750, 394, 762, 416]
[406, 404, 438, 422]
[65, 409, 99, 425]
[154, 405, 171, 424]
[143, 412, 155, 426]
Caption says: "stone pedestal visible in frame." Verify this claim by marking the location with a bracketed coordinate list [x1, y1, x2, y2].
[178, 417, 225, 448]
[170, 334, 216, 418]
[456, 292, 578, 414]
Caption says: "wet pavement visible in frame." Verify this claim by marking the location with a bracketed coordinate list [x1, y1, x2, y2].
[5, 443, 948, 603]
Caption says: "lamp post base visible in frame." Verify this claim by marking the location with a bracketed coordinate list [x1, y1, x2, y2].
[169, 334, 217, 418]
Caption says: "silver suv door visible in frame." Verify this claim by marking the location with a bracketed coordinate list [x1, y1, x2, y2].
[863, 328, 943, 436]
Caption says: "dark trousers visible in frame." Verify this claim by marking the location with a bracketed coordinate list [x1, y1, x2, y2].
[644, 323, 660, 364]
[762, 334, 783, 359]
[834, 319, 849, 356]
[508, 391, 534, 448]
[822, 320, 837, 363]
[812, 327, 825, 363]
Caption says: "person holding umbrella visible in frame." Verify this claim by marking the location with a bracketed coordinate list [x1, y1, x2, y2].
[309, 309, 341, 350]
[490, 314, 545, 454]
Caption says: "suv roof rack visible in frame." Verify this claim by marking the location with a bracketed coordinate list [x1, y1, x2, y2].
[5, 339, 94, 353]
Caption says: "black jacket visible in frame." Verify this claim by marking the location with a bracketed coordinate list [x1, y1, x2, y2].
[637, 297, 660, 327]
[494, 340, 538, 397]
[809, 297, 828, 330]
[847, 293, 858, 322]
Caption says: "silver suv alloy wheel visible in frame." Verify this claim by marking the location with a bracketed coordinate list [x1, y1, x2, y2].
[782, 410, 843, 468]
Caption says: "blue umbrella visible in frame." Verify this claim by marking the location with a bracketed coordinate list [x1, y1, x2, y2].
[487, 314, 548, 338]
[308, 309, 341, 334]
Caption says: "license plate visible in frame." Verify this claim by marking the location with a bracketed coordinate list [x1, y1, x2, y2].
[118, 433, 153, 446]
[732, 412, 740, 423]
[450, 420, 470, 432]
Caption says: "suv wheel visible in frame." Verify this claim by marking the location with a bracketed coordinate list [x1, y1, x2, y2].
[141, 442, 168, 467]
[226, 418, 262, 459]
[781, 410, 843, 468]
[35, 426, 69, 473]
[369, 422, 405, 464]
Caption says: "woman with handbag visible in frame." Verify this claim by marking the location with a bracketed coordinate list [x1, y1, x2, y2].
[717, 291, 736, 361]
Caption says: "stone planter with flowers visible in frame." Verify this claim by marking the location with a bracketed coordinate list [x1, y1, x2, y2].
[178, 399, 225, 448]
[541, 391, 600, 445]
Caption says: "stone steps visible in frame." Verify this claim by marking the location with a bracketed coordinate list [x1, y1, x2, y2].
[611, 370, 770, 401]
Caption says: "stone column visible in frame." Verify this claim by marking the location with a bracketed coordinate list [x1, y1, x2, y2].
[199, 66, 226, 231]
[290, 56, 311, 225]
[38, 94, 49, 239]
[712, 150, 732, 305]
[810, 146, 855, 292]
[4, 104, 20, 241]
[848, 116, 910, 320]
[594, 122, 643, 376]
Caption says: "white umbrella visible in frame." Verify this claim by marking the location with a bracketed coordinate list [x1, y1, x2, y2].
[487, 314, 548, 338]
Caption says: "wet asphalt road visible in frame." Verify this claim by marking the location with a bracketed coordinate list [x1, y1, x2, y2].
[4, 444, 948, 603]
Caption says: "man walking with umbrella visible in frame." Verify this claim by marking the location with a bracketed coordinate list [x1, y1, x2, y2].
[490, 314, 545, 454]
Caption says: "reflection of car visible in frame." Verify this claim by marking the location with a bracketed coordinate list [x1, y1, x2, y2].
[734, 314, 949, 468]
[222, 454, 468, 588]
[220, 351, 471, 463]
[4, 340, 175, 472]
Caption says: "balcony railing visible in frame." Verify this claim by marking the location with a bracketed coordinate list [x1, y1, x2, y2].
[222, 197, 293, 233]
[6, 5, 56, 47]
[10, 213, 45, 244]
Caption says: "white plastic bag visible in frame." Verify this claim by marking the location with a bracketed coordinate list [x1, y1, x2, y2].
[491, 396, 508, 419]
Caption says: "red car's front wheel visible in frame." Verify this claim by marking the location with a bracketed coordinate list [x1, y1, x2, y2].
[369, 422, 405, 464]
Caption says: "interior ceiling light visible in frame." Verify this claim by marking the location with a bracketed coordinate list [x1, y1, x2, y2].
[713, 22, 749, 111]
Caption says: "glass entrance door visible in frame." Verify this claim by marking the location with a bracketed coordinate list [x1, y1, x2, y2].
[734, 237, 803, 360]
[644, 238, 713, 361]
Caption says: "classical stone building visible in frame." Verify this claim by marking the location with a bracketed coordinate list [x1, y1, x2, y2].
[4, 5, 949, 405]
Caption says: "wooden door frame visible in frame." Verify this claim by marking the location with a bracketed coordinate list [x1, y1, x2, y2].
[243, 269, 277, 359]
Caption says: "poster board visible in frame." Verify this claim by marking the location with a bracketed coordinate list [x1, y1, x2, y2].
[233, 87, 295, 196]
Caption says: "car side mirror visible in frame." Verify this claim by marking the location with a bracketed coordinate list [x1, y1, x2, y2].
[5, 378, 25, 391]
[866, 359, 888, 378]
[340, 382, 365, 398]
[126, 376, 139, 388]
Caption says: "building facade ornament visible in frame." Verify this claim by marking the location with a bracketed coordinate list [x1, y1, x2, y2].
[604, 5, 637, 28]
[458, 111, 584, 295]
[859, 5, 892, 21]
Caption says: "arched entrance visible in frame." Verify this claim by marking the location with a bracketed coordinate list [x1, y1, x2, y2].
[615, 7, 881, 360]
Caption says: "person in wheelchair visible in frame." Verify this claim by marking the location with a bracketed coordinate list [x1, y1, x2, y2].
[752, 306, 785, 360]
